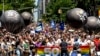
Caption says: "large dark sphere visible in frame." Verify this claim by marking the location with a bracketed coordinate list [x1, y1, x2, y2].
[96, 19, 100, 33]
[21, 11, 32, 20]
[84, 16, 99, 31]
[66, 8, 87, 28]
[1, 10, 21, 22]
[21, 12, 32, 26]
[0, 10, 24, 34]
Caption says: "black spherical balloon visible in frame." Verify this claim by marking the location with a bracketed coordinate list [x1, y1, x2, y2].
[84, 16, 99, 30]
[98, 19, 100, 27]
[96, 19, 100, 33]
[0, 10, 24, 34]
[21, 12, 32, 26]
[66, 8, 87, 28]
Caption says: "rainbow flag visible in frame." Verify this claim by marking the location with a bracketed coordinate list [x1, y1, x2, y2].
[37, 46, 90, 56]
[80, 46, 90, 55]
[37, 46, 60, 56]
[37, 46, 45, 56]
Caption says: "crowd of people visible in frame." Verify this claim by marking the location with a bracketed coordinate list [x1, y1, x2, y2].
[0, 22, 100, 56]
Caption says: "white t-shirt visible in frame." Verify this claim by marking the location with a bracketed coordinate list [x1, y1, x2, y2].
[1, 42, 5, 49]
[54, 39, 61, 46]
[11, 41, 16, 45]
[79, 40, 88, 46]
[96, 51, 100, 56]
[7, 42, 11, 46]
[47, 42, 54, 47]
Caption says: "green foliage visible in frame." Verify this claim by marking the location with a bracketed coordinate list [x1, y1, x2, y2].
[43, 0, 100, 22]
[43, 0, 77, 23]
[0, 0, 35, 12]
[75, 0, 100, 16]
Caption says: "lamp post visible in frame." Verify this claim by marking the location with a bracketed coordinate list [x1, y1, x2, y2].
[58, 9, 62, 22]
[58, 7, 69, 22]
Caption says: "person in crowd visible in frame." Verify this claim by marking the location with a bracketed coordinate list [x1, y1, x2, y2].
[46, 37, 54, 47]
[93, 35, 100, 56]
[54, 36, 62, 46]
[79, 34, 89, 46]
[87, 35, 95, 56]
[60, 38, 69, 56]
[0, 22, 99, 56]
[35, 38, 42, 47]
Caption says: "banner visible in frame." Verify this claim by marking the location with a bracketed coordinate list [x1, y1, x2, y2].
[50, 20, 56, 29]
[37, 46, 60, 56]
[80, 46, 90, 55]
[37, 46, 90, 56]
[35, 22, 43, 32]
[59, 21, 64, 30]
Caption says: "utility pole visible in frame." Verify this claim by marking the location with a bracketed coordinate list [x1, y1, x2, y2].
[43, 0, 46, 14]
[2, 0, 4, 13]
[33, 0, 40, 23]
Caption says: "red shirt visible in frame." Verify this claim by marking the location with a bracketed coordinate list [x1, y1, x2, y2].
[94, 38, 100, 51]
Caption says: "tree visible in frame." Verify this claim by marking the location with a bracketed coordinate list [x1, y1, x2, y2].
[43, 0, 77, 23]
[74, 0, 100, 16]
[0, 0, 35, 13]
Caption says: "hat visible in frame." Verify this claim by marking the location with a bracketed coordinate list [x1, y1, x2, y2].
[68, 29, 74, 32]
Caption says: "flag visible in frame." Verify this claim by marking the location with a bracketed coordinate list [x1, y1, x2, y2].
[50, 20, 56, 29]
[59, 21, 64, 30]
[35, 21, 43, 33]
[80, 46, 90, 55]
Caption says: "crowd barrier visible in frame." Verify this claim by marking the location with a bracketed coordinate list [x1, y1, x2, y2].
[37, 46, 90, 56]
